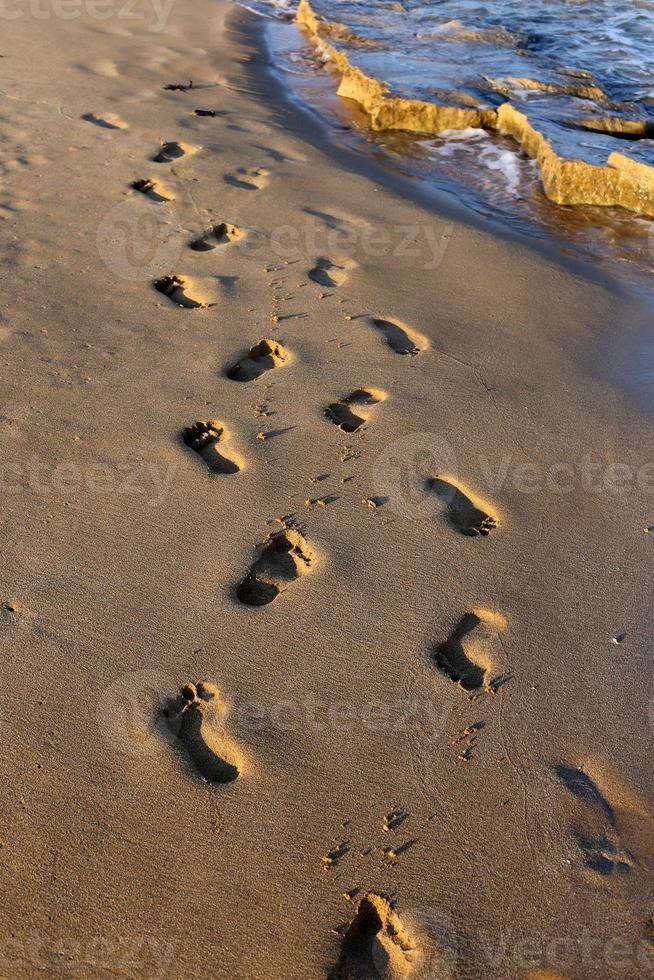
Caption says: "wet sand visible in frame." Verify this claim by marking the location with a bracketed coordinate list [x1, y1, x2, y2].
[1, 1, 653, 977]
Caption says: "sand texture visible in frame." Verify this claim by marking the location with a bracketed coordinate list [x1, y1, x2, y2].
[1, 1, 653, 977]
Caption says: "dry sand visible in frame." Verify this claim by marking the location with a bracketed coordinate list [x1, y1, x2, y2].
[1, 1, 653, 977]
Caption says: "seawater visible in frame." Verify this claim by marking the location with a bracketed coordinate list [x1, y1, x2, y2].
[242, 0, 654, 286]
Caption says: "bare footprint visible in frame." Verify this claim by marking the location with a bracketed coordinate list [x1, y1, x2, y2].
[163, 80, 193, 92]
[153, 275, 205, 309]
[131, 178, 174, 202]
[190, 221, 241, 251]
[181, 420, 241, 474]
[162, 681, 241, 784]
[370, 317, 428, 356]
[555, 765, 636, 876]
[331, 893, 417, 979]
[153, 141, 199, 163]
[223, 167, 269, 191]
[427, 476, 497, 536]
[431, 613, 491, 691]
[226, 339, 288, 382]
[308, 255, 354, 288]
[236, 528, 314, 607]
[325, 388, 386, 433]
[81, 112, 128, 130]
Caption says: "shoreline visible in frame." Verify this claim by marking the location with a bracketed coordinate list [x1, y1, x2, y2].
[1, 0, 653, 976]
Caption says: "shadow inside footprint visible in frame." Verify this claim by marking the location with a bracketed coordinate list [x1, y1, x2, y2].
[181, 420, 240, 474]
[371, 317, 426, 356]
[226, 339, 288, 382]
[223, 167, 267, 191]
[309, 256, 348, 288]
[131, 178, 173, 202]
[331, 893, 416, 980]
[163, 682, 239, 784]
[573, 830, 633, 876]
[154, 275, 205, 309]
[554, 762, 636, 875]
[427, 477, 497, 536]
[236, 529, 314, 607]
[224, 174, 258, 190]
[153, 141, 193, 163]
[325, 389, 384, 433]
[555, 765, 615, 823]
[82, 112, 126, 130]
[190, 222, 240, 251]
[432, 613, 487, 691]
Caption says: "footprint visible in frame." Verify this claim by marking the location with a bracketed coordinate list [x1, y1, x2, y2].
[236, 528, 314, 607]
[226, 339, 288, 382]
[331, 893, 417, 979]
[426, 476, 497, 537]
[153, 275, 205, 309]
[223, 167, 269, 191]
[163, 80, 192, 92]
[81, 112, 128, 130]
[325, 388, 386, 433]
[555, 765, 636, 876]
[370, 317, 428, 356]
[181, 420, 241, 474]
[555, 765, 614, 821]
[572, 830, 634, 876]
[162, 681, 241, 784]
[190, 221, 241, 251]
[431, 610, 506, 693]
[153, 141, 198, 163]
[131, 178, 174, 203]
[308, 255, 354, 288]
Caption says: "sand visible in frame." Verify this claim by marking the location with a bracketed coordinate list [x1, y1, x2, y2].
[1, 0, 653, 977]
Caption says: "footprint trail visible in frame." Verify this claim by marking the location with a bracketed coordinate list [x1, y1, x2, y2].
[131, 178, 174, 202]
[236, 529, 314, 607]
[224, 167, 268, 190]
[309, 255, 354, 288]
[190, 222, 241, 251]
[181, 420, 240, 474]
[427, 476, 497, 536]
[226, 339, 288, 382]
[154, 275, 205, 308]
[431, 609, 506, 693]
[153, 141, 198, 163]
[331, 893, 417, 979]
[162, 681, 241, 784]
[325, 388, 386, 433]
[370, 317, 428, 356]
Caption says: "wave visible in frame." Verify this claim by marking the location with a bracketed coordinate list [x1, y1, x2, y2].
[296, 0, 654, 218]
